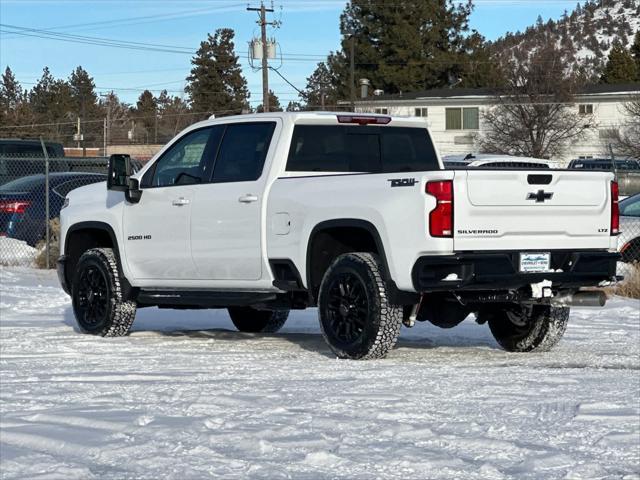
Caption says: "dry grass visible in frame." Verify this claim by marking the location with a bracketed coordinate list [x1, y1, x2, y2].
[612, 264, 640, 299]
[35, 218, 60, 269]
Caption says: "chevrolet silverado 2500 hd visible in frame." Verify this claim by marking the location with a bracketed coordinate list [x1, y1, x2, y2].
[57, 113, 620, 359]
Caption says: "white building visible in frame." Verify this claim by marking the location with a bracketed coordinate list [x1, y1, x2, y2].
[353, 83, 640, 164]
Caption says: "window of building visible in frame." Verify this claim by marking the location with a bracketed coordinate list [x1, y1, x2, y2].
[579, 104, 594, 115]
[446, 107, 479, 130]
[374, 107, 389, 115]
[286, 125, 439, 173]
[414, 107, 428, 117]
[599, 128, 618, 139]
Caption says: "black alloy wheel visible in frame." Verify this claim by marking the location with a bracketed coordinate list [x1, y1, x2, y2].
[75, 264, 110, 331]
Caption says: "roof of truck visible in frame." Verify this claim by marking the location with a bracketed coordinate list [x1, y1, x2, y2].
[199, 111, 429, 128]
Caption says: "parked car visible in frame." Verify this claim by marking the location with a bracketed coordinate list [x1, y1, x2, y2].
[1, 139, 71, 186]
[467, 156, 556, 169]
[0, 139, 65, 158]
[443, 153, 558, 169]
[0, 172, 106, 246]
[568, 158, 640, 197]
[567, 158, 640, 171]
[618, 193, 640, 264]
[58, 112, 619, 359]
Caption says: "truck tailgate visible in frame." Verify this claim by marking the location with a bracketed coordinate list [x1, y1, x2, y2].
[453, 170, 614, 251]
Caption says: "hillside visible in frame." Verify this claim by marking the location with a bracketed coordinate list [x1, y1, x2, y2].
[492, 0, 640, 78]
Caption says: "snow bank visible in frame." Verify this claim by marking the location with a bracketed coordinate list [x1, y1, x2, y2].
[1, 268, 638, 479]
[0, 237, 36, 267]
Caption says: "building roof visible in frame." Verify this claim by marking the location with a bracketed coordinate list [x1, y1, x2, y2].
[357, 83, 640, 102]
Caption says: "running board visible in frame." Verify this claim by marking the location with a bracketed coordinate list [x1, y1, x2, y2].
[136, 289, 278, 309]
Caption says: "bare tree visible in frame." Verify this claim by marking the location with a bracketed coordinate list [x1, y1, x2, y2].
[478, 44, 592, 159]
[610, 96, 640, 159]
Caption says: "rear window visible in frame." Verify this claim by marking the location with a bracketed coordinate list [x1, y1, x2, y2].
[571, 160, 640, 171]
[0, 175, 43, 192]
[53, 176, 105, 197]
[286, 125, 439, 173]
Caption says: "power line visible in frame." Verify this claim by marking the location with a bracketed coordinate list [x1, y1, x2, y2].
[0, 4, 247, 39]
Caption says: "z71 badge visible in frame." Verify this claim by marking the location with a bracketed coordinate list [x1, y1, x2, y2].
[388, 178, 418, 187]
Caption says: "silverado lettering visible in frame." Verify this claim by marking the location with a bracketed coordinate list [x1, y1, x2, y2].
[457, 229, 499, 235]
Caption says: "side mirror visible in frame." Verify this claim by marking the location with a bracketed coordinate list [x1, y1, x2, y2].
[107, 154, 132, 191]
[107, 154, 142, 204]
[126, 178, 142, 204]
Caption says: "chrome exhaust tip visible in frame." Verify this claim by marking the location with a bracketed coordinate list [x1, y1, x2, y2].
[551, 290, 606, 307]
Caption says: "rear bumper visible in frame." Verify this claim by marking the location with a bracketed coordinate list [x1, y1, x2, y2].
[412, 251, 620, 292]
[57, 255, 70, 295]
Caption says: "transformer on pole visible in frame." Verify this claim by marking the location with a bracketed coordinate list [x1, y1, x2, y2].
[247, 2, 278, 112]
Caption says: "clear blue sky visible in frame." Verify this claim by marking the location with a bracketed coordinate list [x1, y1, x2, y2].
[1, 0, 587, 106]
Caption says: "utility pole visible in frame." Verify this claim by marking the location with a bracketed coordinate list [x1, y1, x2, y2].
[350, 35, 356, 111]
[99, 92, 112, 156]
[248, 2, 275, 112]
[76, 117, 81, 149]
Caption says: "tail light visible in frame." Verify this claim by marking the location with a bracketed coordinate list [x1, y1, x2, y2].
[337, 115, 391, 125]
[0, 200, 31, 214]
[426, 180, 453, 237]
[611, 181, 619, 236]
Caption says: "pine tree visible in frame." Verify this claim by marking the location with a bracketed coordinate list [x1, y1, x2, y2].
[285, 101, 302, 112]
[305, 0, 480, 103]
[29, 67, 75, 142]
[601, 41, 638, 84]
[132, 90, 158, 142]
[99, 91, 130, 147]
[0, 67, 33, 138]
[68, 66, 101, 147]
[156, 90, 190, 140]
[302, 62, 339, 110]
[185, 28, 249, 119]
[1, 66, 24, 112]
[256, 91, 282, 113]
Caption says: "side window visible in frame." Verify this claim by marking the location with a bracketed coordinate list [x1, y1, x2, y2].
[212, 123, 276, 183]
[380, 129, 438, 173]
[144, 128, 214, 188]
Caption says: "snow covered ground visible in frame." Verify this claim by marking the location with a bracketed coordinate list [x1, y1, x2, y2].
[1, 267, 639, 480]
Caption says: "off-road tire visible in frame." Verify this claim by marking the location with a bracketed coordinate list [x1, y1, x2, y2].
[71, 248, 137, 336]
[228, 307, 289, 333]
[484, 305, 570, 352]
[318, 252, 403, 360]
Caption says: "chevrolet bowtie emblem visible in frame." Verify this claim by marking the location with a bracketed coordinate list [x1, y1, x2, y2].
[527, 190, 553, 203]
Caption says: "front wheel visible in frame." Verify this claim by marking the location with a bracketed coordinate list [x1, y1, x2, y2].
[228, 307, 289, 333]
[481, 305, 570, 352]
[318, 252, 403, 360]
[71, 248, 137, 336]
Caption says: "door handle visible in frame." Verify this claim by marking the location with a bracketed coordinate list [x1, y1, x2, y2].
[172, 197, 190, 206]
[238, 194, 258, 203]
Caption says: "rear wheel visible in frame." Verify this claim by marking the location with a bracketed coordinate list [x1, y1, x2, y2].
[318, 252, 402, 360]
[482, 305, 569, 352]
[228, 307, 289, 333]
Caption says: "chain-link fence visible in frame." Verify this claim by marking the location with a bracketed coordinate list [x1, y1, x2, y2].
[0, 149, 638, 277]
[0, 153, 109, 268]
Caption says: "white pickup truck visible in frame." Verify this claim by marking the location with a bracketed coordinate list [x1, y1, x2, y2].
[58, 112, 620, 359]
